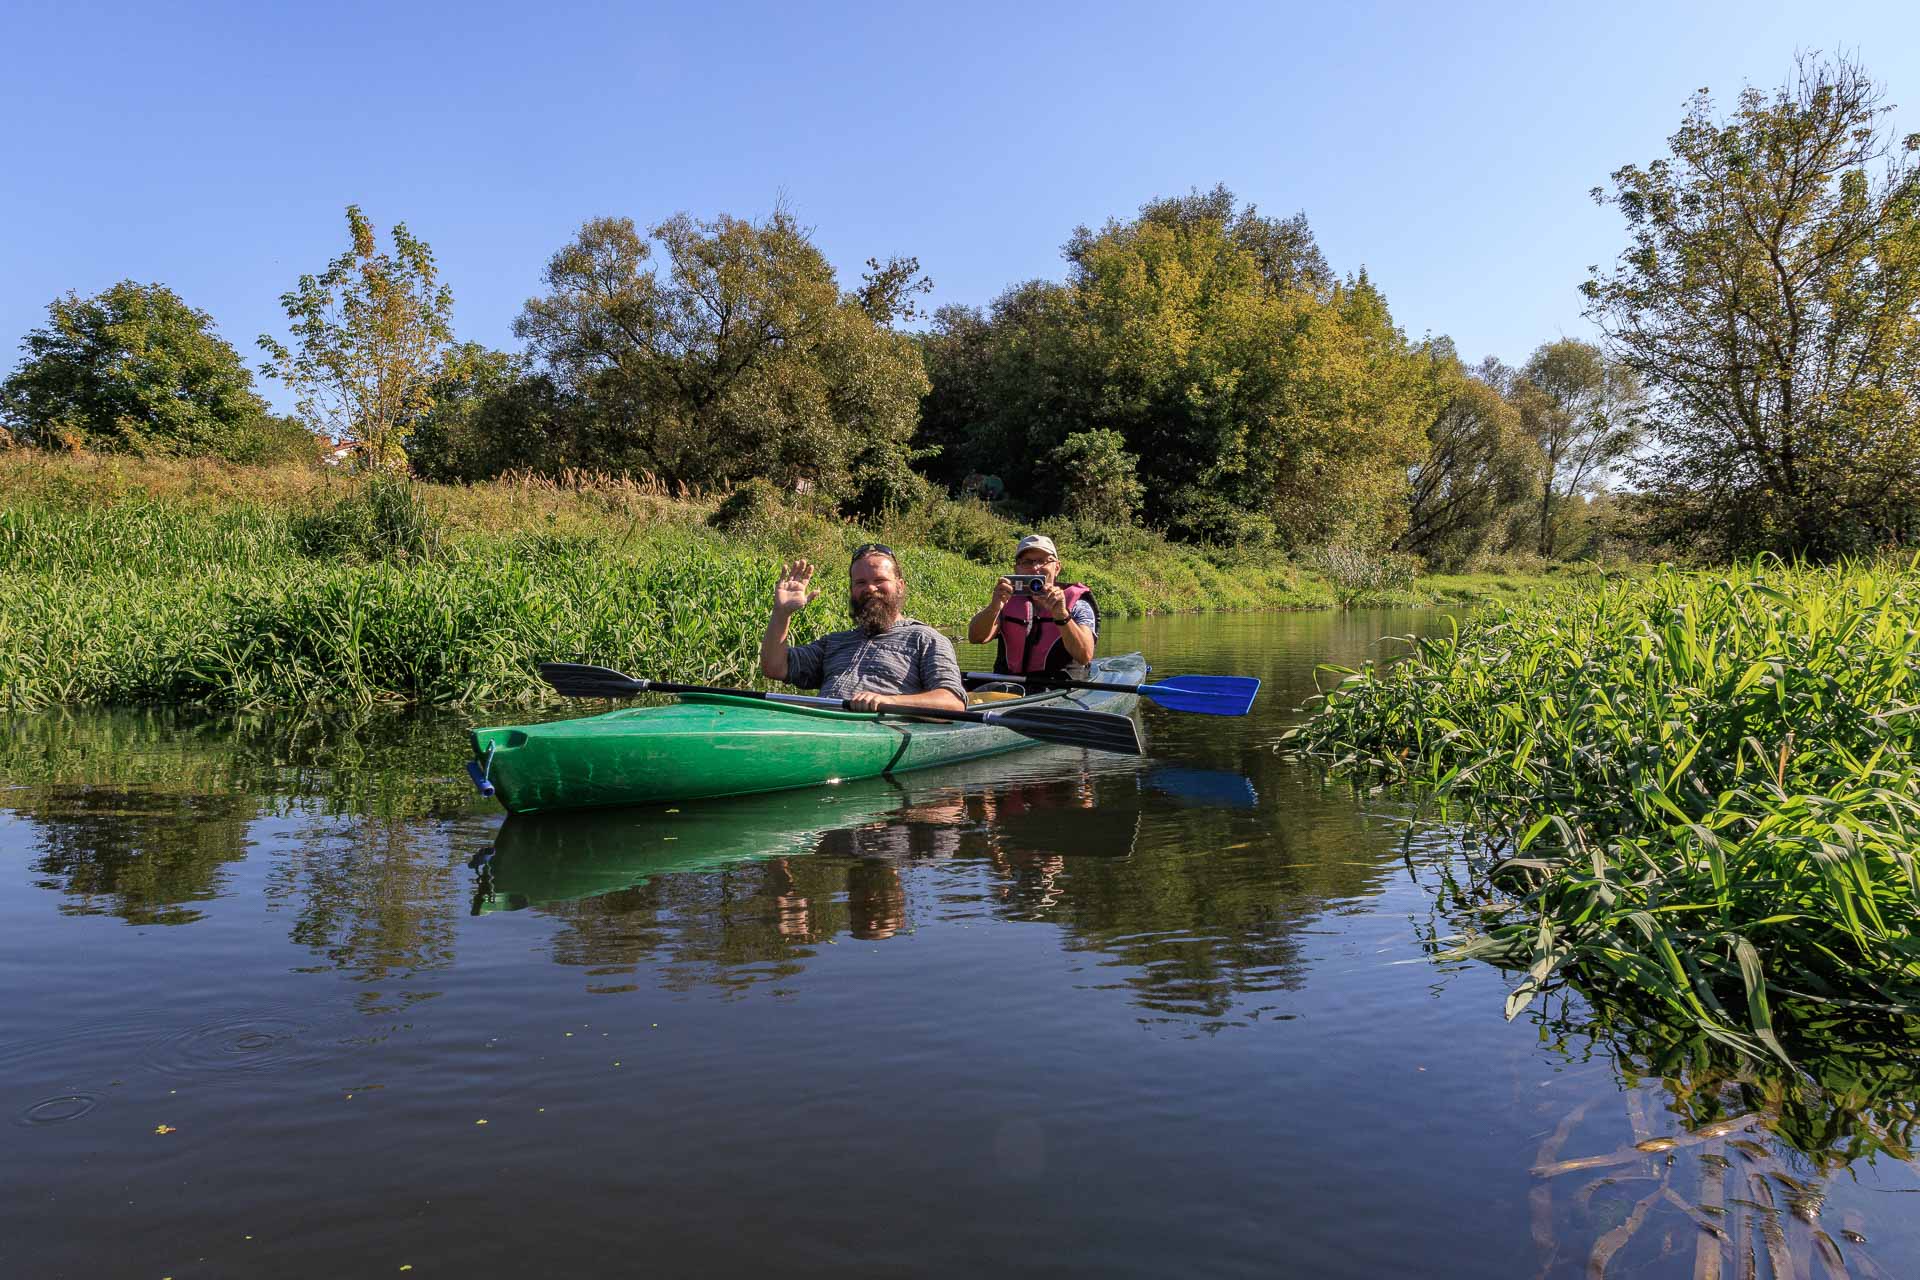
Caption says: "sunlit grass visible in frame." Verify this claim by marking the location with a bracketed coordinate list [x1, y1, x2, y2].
[0, 456, 1338, 709]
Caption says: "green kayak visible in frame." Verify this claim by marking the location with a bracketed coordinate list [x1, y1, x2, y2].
[469, 653, 1148, 815]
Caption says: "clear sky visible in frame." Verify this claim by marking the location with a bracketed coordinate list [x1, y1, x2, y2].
[4, 0, 1917, 411]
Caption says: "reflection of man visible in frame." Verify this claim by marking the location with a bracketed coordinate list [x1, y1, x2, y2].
[846, 860, 906, 940]
[967, 534, 1097, 679]
[760, 544, 966, 714]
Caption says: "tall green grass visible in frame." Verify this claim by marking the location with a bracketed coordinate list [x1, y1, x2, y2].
[1287, 559, 1920, 1061]
[0, 456, 1333, 710]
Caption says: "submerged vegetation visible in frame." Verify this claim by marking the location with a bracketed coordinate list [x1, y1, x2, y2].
[1289, 560, 1920, 1061]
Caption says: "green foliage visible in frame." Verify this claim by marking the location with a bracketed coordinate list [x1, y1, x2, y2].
[1585, 54, 1920, 559]
[288, 474, 445, 564]
[921, 498, 1012, 564]
[0, 281, 272, 458]
[1398, 350, 1541, 571]
[1048, 429, 1143, 525]
[1289, 560, 1920, 1059]
[403, 343, 533, 481]
[259, 205, 455, 471]
[1510, 340, 1642, 558]
[508, 208, 929, 502]
[1303, 541, 1419, 605]
[917, 187, 1437, 548]
[706, 477, 789, 536]
[0, 460, 1333, 711]
[225, 413, 326, 466]
[843, 436, 935, 520]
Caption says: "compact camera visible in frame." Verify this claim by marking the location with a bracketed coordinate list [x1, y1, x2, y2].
[1008, 574, 1050, 595]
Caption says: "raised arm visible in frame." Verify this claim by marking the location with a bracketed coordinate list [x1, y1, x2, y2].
[761, 558, 819, 682]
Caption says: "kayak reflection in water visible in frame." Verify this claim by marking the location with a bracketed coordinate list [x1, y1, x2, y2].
[759, 545, 967, 714]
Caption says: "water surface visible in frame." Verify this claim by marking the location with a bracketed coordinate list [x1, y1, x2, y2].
[3, 611, 1915, 1278]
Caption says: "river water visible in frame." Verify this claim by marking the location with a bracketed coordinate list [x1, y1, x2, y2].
[3, 611, 1916, 1278]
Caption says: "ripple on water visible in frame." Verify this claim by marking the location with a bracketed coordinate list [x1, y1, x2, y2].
[0, 1006, 342, 1085]
[146, 1012, 321, 1080]
[15, 1093, 100, 1127]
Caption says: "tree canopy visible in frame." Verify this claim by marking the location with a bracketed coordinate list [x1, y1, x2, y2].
[1584, 53, 1920, 557]
[1, 281, 273, 457]
[917, 188, 1436, 547]
[508, 209, 929, 505]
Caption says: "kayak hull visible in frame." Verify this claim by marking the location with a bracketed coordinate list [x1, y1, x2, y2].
[471, 653, 1147, 815]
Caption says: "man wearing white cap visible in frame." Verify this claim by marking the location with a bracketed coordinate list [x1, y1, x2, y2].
[966, 533, 1098, 679]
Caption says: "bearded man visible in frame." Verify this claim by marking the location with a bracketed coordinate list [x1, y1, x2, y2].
[759, 544, 967, 713]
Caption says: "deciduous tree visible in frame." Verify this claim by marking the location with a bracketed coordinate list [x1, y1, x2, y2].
[1, 281, 270, 457]
[515, 208, 929, 504]
[1584, 54, 1920, 557]
[260, 206, 455, 471]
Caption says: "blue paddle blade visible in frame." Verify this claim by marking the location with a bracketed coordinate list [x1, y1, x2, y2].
[1144, 767, 1261, 809]
[1138, 674, 1260, 717]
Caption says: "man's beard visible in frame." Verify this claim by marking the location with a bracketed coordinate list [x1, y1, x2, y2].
[850, 592, 899, 634]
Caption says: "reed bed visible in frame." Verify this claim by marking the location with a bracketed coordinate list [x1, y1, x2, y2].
[1288, 559, 1920, 1061]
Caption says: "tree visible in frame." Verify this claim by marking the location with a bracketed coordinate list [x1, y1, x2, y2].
[1, 281, 270, 456]
[1583, 54, 1920, 557]
[403, 343, 535, 481]
[917, 189, 1434, 546]
[260, 206, 454, 471]
[515, 208, 930, 503]
[1511, 340, 1642, 558]
[1397, 349, 1541, 570]
[1065, 202, 1434, 546]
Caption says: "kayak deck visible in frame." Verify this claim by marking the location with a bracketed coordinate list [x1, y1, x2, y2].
[471, 653, 1148, 815]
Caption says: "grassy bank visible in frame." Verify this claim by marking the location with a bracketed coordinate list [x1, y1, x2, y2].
[1, 453, 1529, 710]
[1286, 559, 1920, 1061]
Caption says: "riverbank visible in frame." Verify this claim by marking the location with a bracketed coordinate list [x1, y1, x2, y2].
[1, 454, 1547, 709]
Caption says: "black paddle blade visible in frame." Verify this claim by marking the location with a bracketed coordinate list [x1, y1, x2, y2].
[538, 662, 647, 699]
[983, 705, 1144, 755]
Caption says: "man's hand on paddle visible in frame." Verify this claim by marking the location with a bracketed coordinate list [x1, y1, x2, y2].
[773, 559, 820, 616]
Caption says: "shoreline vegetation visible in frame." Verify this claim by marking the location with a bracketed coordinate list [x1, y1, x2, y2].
[0, 453, 1547, 711]
[1286, 559, 1920, 1061]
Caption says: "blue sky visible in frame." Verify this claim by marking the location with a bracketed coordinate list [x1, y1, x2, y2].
[4, 0, 1917, 412]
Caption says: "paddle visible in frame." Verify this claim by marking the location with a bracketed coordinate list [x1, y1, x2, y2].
[962, 671, 1260, 717]
[537, 663, 1144, 756]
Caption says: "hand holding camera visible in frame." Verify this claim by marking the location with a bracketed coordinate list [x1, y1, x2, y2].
[1007, 574, 1049, 595]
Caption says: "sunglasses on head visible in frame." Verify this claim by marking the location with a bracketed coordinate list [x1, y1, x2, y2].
[850, 543, 897, 563]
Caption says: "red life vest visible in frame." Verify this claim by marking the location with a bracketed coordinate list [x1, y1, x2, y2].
[994, 583, 1097, 675]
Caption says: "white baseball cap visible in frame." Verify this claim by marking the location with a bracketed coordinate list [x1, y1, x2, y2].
[1014, 534, 1058, 558]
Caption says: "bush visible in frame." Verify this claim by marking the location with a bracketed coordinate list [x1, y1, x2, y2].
[707, 477, 788, 537]
[922, 498, 1007, 564]
[1048, 429, 1144, 526]
[1163, 488, 1277, 548]
[290, 474, 444, 563]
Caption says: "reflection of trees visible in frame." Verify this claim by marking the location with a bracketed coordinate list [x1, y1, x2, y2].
[0, 706, 479, 825]
[263, 817, 461, 1005]
[25, 786, 251, 925]
[2, 708, 479, 997]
